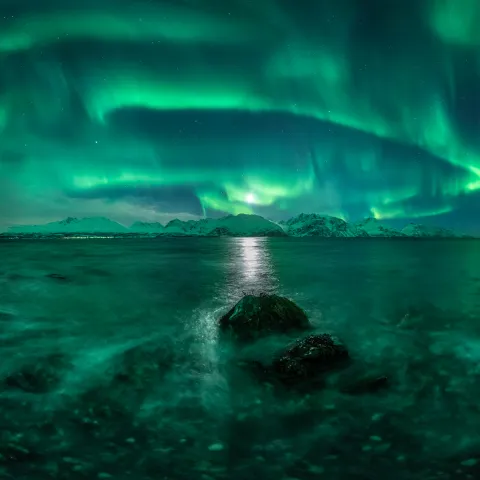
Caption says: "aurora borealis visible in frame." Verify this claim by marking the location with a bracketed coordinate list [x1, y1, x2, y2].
[1, 0, 480, 232]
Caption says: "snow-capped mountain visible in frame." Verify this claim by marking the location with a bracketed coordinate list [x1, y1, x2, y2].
[4, 214, 470, 238]
[163, 218, 215, 235]
[129, 221, 165, 233]
[8, 217, 129, 233]
[355, 217, 405, 237]
[162, 214, 285, 237]
[281, 213, 366, 237]
[212, 214, 286, 236]
[401, 223, 460, 238]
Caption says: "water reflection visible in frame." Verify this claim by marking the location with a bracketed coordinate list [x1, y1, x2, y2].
[227, 237, 278, 298]
[241, 238, 263, 280]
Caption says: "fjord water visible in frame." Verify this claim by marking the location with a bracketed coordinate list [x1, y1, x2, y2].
[1, 238, 480, 479]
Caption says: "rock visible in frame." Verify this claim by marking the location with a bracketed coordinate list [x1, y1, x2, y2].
[271, 334, 349, 385]
[0, 443, 34, 463]
[45, 273, 68, 281]
[3, 353, 71, 393]
[0, 311, 15, 322]
[111, 341, 175, 390]
[396, 301, 444, 329]
[341, 376, 389, 395]
[219, 294, 310, 341]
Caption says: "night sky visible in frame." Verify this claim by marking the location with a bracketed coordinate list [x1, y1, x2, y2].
[1, 0, 480, 232]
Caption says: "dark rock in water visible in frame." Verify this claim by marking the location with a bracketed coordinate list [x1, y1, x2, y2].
[3, 354, 70, 393]
[111, 342, 175, 391]
[272, 334, 349, 385]
[341, 375, 389, 395]
[396, 300, 446, 329]
[45, 273, 68, 281]
[219, 294, 310, 341]
[0, 311, 15, 322]
[0, 442, 36, 463]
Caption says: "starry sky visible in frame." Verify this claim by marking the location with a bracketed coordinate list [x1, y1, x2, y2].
[1, 0, 480, 232]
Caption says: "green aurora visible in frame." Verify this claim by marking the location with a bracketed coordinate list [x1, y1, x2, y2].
[0, 0, 479, 232]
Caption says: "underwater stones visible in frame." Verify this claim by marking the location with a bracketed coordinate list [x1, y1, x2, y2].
[396, 301, 446, 329]
[108, 341, 176, 394]
[0, 311, 15, 322]
[0, 432, 39, 465]
[272, 334, 350, 385]
[341, 375, 389, 395]
[45, 273, 68, 281]
[219, 294, 310, 341]
[3, 353, 70, 393]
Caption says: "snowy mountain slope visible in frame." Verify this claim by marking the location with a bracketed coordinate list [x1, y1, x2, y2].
[129, 221, 165, 233]
[162, 214, 285, 237]
[8, 217, 128, 233]
[355, 218, 405, 237]
[5, 214, 470, 238]
[212, 214, 286, 236]
[282, 213, 366, 237]
[162, 218, 215, 235]
[401, 223, 459, 238]
[7, 223, 46, 234]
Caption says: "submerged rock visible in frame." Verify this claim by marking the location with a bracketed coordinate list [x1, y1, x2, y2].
[271, 334, 350, 385]
[219, 294, 310, 341]
[341, 375, 389, 395]
[0, 442, 36, 463]
[111, 342, 175, 390]
[45, 273, 68, 281]
[0, 311, 15, 322]
[3, 353, 71, 393]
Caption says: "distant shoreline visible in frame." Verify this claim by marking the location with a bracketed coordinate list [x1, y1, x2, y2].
[1, 234, 477, 240]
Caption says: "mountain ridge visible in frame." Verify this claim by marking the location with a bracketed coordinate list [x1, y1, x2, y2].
[3, 214, 474, 238]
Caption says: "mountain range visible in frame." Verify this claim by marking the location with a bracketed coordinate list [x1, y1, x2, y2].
[2, 213, 473, 238]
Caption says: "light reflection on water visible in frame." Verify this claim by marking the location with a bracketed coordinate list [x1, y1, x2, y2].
[193, 237, 277, 352]
[192, 238, 279, 404]
[228, 237, 278, 297]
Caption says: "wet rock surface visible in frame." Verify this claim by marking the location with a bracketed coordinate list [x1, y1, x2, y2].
[222, 295, 352, 388]
[272, 334, 350, 385]
[219, 294, 310, 340]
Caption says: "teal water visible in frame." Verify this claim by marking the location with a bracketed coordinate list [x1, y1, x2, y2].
[1, 238, 480, 479]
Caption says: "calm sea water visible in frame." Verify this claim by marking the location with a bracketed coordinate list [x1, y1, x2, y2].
[1, 238, 480, 479]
